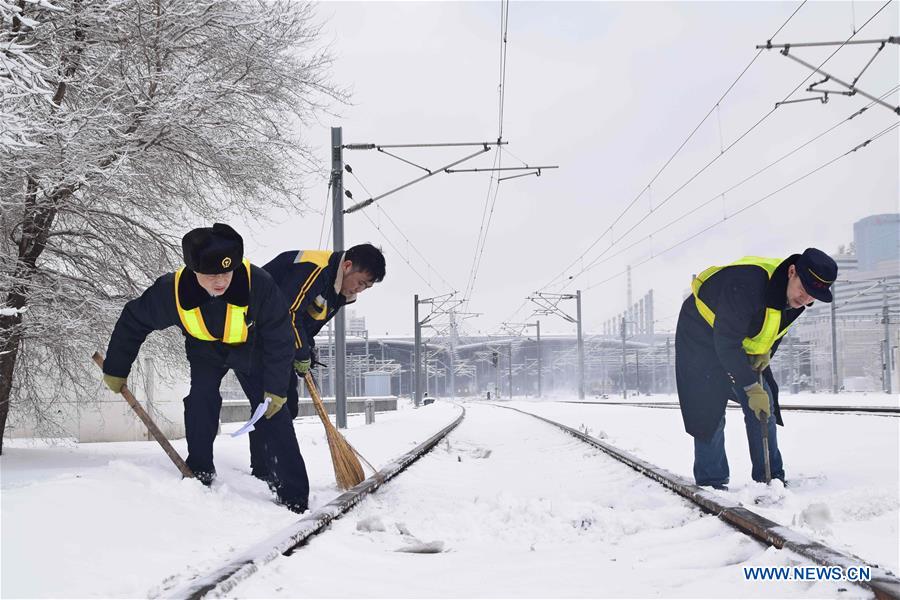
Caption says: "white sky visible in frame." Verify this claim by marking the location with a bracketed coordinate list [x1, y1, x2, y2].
[236, 1, 899, 339]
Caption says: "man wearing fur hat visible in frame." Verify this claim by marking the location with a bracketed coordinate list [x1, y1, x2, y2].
[676, 248, 838, 490]
[102, 223, 308, 513]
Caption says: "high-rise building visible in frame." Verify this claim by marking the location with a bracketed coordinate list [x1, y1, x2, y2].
[853, 213, 900, 271]
[790, 213, 900, 392]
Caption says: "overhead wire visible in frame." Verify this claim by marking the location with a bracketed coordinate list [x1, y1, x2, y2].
[538, 1, 809, 293]
[549, 0, 893, 292]
[463, 0, 511, 309]
[466, 149, 504, 304]
[463, 147, 502, 305]
[570, 84, 900, 280]
[359, 208, 438, 294]
[498, 0, 510, 140]
[581, 120, 899, 292]
[317, 178, 332, 249]
[346, 168, 455, 294]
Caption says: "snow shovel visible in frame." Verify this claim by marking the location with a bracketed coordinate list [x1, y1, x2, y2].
[757, 370, 772, 484]
[92, 352, 194, 479]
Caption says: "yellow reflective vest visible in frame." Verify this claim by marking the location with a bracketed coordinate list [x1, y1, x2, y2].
[691, 256, 791, 355]
[174, 259, 251, 345]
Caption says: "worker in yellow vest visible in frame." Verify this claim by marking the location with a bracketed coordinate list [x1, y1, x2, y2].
[675, 248, 837, 489]
[246, 245, 385, 482]
[101, 224, 308, 513]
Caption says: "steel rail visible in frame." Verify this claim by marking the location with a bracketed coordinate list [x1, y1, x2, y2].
[557, 399, 900, 416]
[493, 403, 900, 600]
[163, 405, 466, 599]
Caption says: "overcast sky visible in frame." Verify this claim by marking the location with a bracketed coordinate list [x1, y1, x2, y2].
[235, 1, 898, 340]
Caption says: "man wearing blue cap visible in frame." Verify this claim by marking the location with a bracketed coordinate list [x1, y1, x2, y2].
[675, 248, 838, 489]
[101, 223, 309, 512]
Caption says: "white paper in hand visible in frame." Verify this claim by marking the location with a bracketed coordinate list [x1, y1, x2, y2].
[230, 397, 271, 437]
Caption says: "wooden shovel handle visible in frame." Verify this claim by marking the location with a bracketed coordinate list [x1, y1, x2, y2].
[93, 352, 194, 479]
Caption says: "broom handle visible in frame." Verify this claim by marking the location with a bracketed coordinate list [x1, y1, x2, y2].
[92, 352, 194, 479]
[303, 372, 377, 473]
[303, 372, 333, 425]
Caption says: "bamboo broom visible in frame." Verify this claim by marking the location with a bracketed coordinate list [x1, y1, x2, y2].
[303, 372, 369, 490]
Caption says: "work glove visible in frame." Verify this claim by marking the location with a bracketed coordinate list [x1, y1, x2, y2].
[745, 383, 771, 420]
[293, 359, 311, 376]
[103, 374, 127, 394]
[264, 393, 286, 419]
[748, 352, 770, 372]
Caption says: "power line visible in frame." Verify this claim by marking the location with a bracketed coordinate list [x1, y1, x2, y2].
[464, 0, 525, 309]
[537, 0, 809, 293]
[463, 147, 501, 305]
[463, 0, 511, 308]
[346, 167, 457, 294]
[582, 120, 899, 292]
[498, 0, 510, 140]
[570, 84, 899, 281]
[317, 179, 332, 249]
[359, 208, 439, 294]
[548, 0, 892, 293]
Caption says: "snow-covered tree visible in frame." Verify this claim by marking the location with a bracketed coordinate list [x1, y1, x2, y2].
[0, 0, 346, 450]
[0, 0, 60, 149]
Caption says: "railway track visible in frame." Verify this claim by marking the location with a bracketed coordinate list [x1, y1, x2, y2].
[159, 401, 898, 599]
[498, 403, 900, 600]
[560, 399, 900, 416]
[162, 405, 465, 599]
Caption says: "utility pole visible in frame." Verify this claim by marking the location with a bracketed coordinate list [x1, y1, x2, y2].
[526, 292, 583, 398]
[327, 321, 334, 397]
[331, 127, 348, 428]
[666, 337, 672, 394]
[600, 339, 607, 396]
[635, 347, 640, 395]
[413, 295, 422, 406]
[495, 350, 500, 399]
[788, 334, 797, 394]
[884, 285, 892, 394]
[449, 348, 456, 400]
[831, 281, 839, 393]
[536, 320, 542, 397]
[576, 290, 585, 399]
[508, 342, 513, 399]
[621, 318, 627, 399]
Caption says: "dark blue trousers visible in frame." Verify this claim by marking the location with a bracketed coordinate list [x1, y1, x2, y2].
[692, 377, 785, 487]
[250, 369, 302, 478]
[184, 361, 309, 510]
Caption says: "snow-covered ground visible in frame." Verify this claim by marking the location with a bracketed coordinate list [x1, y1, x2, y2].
[1, 392, 894, 598]
[228, 402, 870, 599]
[1, 401, 458, 598]
[513, 391, 899, 575]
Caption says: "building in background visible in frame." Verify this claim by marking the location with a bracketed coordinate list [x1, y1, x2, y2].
[854, 213, 900, 271]
[789, 213, 900, 393]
